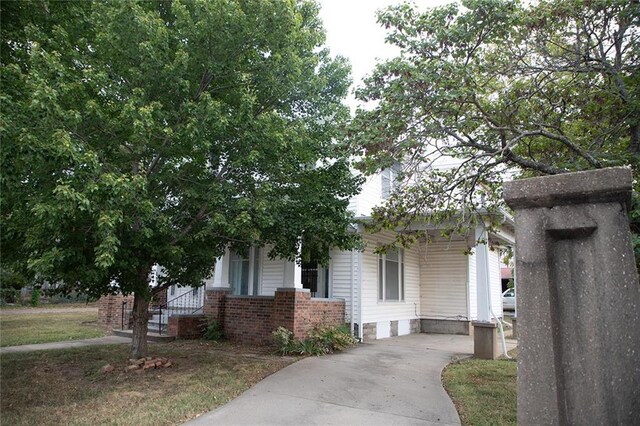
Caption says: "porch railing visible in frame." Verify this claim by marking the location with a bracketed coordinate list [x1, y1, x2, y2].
[120, 288, 205, 335]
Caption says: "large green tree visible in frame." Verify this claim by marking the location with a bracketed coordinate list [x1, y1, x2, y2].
[1, 0, 361, 358]
[349, 0, 639, 245]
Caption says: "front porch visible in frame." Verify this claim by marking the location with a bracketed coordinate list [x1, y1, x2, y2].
[203, 287, 345, 344]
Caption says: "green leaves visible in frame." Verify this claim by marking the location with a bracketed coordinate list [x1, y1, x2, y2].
[349, 0, 639, 246]
[2, 1, 360, 297]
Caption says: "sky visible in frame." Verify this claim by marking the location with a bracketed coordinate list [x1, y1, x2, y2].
[317, 0, 455, 110]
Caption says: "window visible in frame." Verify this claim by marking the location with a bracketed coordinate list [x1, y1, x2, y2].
[381, 162, 402, 199]
[229, 251, 250, 295]
[378, 249, 404, 301]
[229, 247, 261, 296]
[170, 285, 176, 296]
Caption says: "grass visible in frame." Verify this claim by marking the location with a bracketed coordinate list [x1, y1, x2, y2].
[0, 302, 97, 310]
[442, 351, 517, 426]
[0, 340, 295, 425]
[0, 311, 105, 347]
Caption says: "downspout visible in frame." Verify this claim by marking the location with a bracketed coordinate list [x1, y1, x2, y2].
[358, 224, 364, 342]
[350, 249, 355, 336]
[466, 247, 471, 322]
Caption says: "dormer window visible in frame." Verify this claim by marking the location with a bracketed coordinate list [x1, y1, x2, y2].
[381, 162, 401, 199]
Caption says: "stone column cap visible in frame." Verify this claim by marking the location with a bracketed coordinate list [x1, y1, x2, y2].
[276, 287, 310, 293]
[503, 167, 632, 210]
[207, 287, 232, 292]
[472, 320, 498, 328]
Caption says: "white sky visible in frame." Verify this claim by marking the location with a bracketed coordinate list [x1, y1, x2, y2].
[317, 0, 455, 111]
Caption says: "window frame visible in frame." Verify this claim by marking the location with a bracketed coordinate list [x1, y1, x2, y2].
[378, 248, 405, 302]
[381, 162, 402, 200]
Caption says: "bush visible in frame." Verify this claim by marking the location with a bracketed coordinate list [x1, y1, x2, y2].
[310, 325, 357, 352]
[30, 288, 41, 307]
[202, 320, 224, 341]
[0, 288, 21, 305]
[272, 325, 356, 356]
[272, 326, 298, 355]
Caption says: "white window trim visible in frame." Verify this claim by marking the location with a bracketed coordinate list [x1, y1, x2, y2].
[378, 249, 404, 302]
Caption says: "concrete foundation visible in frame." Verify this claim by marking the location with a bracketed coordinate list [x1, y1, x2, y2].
[421, 319, 470, 335]
[472, 321, 499, 359]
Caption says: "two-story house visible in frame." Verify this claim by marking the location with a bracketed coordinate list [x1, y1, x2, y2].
[190, 167, 514, 341]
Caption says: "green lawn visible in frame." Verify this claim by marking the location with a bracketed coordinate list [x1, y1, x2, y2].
[0, 341, 295, 425]
[442, 353, 517, 426]
[0, 311, 105, 347]
[0, 302, 96, 310]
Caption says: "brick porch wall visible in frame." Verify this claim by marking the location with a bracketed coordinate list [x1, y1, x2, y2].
[168, 314, 207, 339]
[98, 294, 135, 331]
[223, 296, 275, 344]
[204, 288, 345, 345]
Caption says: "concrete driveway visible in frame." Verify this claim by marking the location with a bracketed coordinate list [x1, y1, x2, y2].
[187, 333, 513, 425]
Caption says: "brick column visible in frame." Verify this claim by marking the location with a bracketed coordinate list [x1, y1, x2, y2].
[272, 288, 311, 339]
[98, 294, 134, 331]
[203, 288, 231, 327]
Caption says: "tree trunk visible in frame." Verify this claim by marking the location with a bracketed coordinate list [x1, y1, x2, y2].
[130, 292, 150, 359]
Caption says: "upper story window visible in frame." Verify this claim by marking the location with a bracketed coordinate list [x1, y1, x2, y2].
[378, 248, 404, 302]
[381, 162, 402, 199]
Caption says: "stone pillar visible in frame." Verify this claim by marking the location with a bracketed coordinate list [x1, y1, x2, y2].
[510, 317, 517, 340]
[504, 167, 640, 425]
[472, 321, 499, 359]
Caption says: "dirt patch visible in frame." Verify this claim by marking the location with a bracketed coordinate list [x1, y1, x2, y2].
[1, 340, 297, 425]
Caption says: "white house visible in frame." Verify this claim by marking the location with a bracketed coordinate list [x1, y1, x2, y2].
[194, 168, 514, 341]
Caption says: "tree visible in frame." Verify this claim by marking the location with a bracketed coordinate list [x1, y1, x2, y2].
[1, 0, 362, 358]
[348, 0, 639, 246]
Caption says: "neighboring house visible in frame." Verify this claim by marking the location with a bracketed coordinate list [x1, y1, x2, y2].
[190, 167, 515, 341]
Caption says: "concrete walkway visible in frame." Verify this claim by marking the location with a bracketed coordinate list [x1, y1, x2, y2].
[186, 333, 517, 426]
[0, 335, 131, 354]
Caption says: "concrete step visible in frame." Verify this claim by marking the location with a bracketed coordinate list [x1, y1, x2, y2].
[112, 329, 175, 342]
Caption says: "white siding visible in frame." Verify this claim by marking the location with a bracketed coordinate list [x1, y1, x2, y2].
[489, 248, 503, 318]
[360, 231, 421, 324]
[260, 248, 286, 296]
[330, 249, 359, 323]
[419, 240, 469, 320]
[468, 251, 477, 320]
[349, 173, 384, 217]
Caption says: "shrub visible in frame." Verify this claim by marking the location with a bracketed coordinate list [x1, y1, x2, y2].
[202, 320, 224, 341]
[0, 288, 21, 305]
[272, 325, 356, 356]
[30, 288, 41, 307]
[310, 325, 357, 352]
[272, 326, 297, 355]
